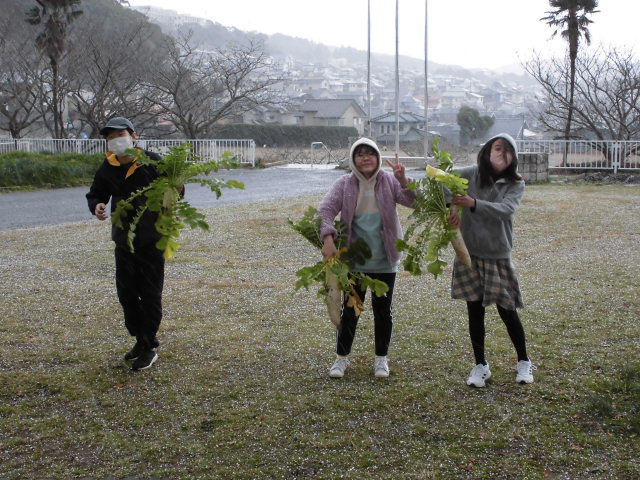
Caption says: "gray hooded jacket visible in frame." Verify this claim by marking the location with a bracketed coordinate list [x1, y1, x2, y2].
[457, 133, 524, 259]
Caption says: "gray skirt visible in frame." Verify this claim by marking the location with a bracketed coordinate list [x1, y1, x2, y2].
[451, 255, 524, 310]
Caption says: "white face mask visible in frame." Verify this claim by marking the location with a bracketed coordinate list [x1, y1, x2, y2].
[107, 135, 134, 156]
[489, 141, 513, 173]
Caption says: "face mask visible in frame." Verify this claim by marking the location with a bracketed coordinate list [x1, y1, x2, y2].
[107, 135, 134, 156]
[489, 150, 513, 173]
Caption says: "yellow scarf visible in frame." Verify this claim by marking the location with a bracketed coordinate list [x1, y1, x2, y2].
[106, 148, 142, 179]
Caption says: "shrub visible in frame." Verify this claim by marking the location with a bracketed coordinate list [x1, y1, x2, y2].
[0, 152, 103, 188]
[209, 124, 358, 148]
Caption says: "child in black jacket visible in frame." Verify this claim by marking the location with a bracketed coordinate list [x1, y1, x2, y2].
[86, 117, 174, 371]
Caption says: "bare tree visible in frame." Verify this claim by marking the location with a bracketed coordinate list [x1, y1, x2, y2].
[64, 17, 167, 138]
[525, 46, 640, 162]
[148, 34, 288, 138]
[0, 14, 45, 138]
[0, 50, 44, 139]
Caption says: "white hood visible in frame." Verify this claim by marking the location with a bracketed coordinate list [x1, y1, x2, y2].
[349, 137, 382, 182]
[484, 133, 518, 161]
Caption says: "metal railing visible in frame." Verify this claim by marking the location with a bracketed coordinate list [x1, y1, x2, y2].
[0, 138, 105, 155]
[2, 138, 639, 173]
[139, 139, 256, 167]
[385, 140, 640, 173]
[381, 155, 430, 169]
[0, 138, 256, 167]
[516, 140, 640, 173]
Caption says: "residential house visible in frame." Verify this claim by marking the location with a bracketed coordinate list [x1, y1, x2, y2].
[370, 111, 426, 145]
[299, 99, 366, 134]
[239, 105, 300, 126]
[296, 77, 331, 95]
[484, 115, 535, 141]
[440, 89, 483, 110]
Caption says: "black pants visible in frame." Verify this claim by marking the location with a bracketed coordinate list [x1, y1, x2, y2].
[115, 244, 164, 349]
[336, 272, 396, 357]
[467, 300, 528, 365]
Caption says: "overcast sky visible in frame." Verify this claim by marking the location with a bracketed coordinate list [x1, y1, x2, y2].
[127, 0, 638, 70]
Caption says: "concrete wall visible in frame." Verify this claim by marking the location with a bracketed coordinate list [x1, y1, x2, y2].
[519, 153, 549, 183]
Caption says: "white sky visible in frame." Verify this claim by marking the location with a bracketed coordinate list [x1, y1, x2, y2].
[127, 0, 639, 70]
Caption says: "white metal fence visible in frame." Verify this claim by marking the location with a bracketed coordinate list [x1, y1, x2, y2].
[0, 138, 256, 167]
[2, 138, 639, 173]
[0, 138, 105, 155]
[516, 140, 640, 173]
[385, 140, 640, 173]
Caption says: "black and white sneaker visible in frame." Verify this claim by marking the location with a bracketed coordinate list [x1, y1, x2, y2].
[124, 340, 144, 361]
[132, 349, 158, 371]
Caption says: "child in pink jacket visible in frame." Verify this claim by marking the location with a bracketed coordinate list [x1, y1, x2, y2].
[318, 138, 415, 378]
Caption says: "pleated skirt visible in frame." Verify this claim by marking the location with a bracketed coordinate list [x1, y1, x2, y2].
[451, 255, 524, 310]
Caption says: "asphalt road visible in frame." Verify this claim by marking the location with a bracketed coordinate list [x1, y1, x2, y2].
[0, 165, 347, 231]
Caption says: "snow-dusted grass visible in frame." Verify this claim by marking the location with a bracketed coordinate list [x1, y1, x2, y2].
[0, 184, 638, 479]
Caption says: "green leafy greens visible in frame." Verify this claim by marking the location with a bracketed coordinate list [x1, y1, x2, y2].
[397, 138, 471, 278]
[288, 206, 388, 321]
[112, 143, 244, 259]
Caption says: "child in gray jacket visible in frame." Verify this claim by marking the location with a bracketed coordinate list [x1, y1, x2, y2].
[449, 133, 535, 387]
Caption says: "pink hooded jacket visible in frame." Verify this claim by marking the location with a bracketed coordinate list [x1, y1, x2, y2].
[318, 138, 416, 265]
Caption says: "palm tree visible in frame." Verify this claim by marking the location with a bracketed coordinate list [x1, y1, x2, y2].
[25, 0, 83, 138]
[541, 0, 599, 141]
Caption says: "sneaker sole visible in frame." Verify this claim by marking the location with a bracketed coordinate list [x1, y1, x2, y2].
[329, 371, 344, 378]
[516, 378, 534, 384]
[375, 371, 389, 378]
[132, 353, 158, 371]
[467, 372, 491, 388]
[467, 381, 486, 388]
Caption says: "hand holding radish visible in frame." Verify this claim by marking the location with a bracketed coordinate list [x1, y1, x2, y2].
[451, 194, 476, 209]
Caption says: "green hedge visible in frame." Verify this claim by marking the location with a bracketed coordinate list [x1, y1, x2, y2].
[210, 124, 358, 148]
[0, 152, 103, 188]
[0, 125, 359, 188]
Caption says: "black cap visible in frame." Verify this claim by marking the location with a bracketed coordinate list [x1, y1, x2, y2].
[99, 117, 135, 136]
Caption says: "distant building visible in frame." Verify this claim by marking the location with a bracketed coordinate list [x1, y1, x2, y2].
[371, 112, 426, 145]
[484, 115, 536, 141]
[238, 105, 300, 126]
[440, 89, 483, 110]
[299, 99, 366, 134]
[133, 6, 209, 27]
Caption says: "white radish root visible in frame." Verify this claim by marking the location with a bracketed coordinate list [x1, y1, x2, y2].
[325, 270, 342, 328]
[451, 230, 472, 268]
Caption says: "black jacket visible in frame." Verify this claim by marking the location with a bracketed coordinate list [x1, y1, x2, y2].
[86, 149, 163, 247]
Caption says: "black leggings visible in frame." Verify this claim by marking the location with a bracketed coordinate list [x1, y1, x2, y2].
[336, 272, 396, 357]
[467, 300, 528, 365]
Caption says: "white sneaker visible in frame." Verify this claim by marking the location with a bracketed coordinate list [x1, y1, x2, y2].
[467, 363, 491, 387]
[329, 357, 349, 378]
[374, 356, 389, 378]
[516, 360, 536, 384]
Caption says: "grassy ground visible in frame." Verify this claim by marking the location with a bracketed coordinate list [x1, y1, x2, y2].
[0, 184, 638, 479]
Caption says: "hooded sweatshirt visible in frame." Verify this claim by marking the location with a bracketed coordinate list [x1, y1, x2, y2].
[349, 139, 389, 271]
[456, 133, 524, 259]
[318, 137, 416, 271]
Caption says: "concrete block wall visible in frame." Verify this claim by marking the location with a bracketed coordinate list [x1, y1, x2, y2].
[519, 153, 549, 183]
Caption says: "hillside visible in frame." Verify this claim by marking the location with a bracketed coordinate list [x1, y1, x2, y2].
[133, 5, 534, 86]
